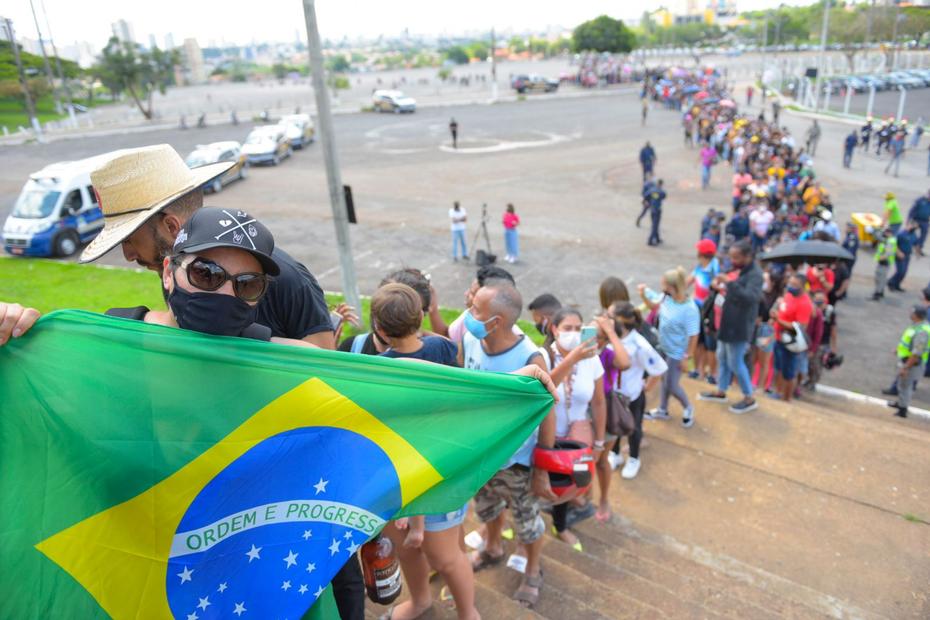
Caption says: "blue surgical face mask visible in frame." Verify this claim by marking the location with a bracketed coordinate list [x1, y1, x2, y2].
[464, 310, 495, 339]
[785, 285, 801, 296]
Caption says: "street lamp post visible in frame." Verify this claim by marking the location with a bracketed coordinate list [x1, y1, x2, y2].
[813, 2, 830, 111]
[300, 0, 361, 319]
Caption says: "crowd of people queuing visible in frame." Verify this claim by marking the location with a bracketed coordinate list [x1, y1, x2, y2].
[641, 67, 930, 418]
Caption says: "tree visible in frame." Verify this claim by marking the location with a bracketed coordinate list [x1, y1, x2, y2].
[94, 37, 177, 120]
[828, 7, 868, 72]
[443, 45, 469, 65]
[272, 63, 288, 80]
[508, 36, 526, 53]
[467, 41, 489, 61]
[326, 54, 350, 73]
[572, 15, 636, 53]
[547, 37, 572, 57]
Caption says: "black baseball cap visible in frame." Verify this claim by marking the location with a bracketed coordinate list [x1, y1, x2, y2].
[913, 305, 927, 320]
[173, 207, 280, 276]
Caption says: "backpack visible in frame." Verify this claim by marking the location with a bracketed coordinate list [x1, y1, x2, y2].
[636, 322, 664, 358]
[350, 333, 370, 354]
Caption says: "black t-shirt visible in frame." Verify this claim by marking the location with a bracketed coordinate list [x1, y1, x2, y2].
[255, 248, 332, 340]
[337, 333, 379, 356]
[380, 336, 458, 367]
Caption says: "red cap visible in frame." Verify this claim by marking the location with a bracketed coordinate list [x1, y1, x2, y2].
[696, 239, 717, 256]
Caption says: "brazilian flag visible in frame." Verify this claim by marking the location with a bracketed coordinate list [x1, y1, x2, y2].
[0, 310, 552, 619]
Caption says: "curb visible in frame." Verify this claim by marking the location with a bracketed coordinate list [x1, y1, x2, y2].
[814, 383, 930, 421]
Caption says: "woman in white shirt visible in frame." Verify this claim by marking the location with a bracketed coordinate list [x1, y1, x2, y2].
[611, 302, 668, 480]
[540, 308, 607, 551]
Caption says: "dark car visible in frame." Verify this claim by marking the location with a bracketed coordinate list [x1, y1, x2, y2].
[511, 74, 559, 94]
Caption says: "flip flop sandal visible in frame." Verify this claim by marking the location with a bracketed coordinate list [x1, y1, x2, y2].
[469, 549, 505, 572]
[439, 585, 456, 610]
[501, 527, 515, 540]
[512, 571, 544, 608]
[551, 527, 584, 552]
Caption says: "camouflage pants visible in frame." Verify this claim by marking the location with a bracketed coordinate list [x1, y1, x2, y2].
[474, 465, 544, 545]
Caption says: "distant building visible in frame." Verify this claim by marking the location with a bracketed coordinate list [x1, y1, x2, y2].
[183, 37, 207, 84]
[164, 33, 175, 50]
[148, 34, 158, 50]
[111, 19, 135, 44]
[59, 41, 97, 68]
[0, 16, 13, 42]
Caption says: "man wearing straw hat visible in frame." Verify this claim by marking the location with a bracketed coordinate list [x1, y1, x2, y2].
[76, 143, 336, 350]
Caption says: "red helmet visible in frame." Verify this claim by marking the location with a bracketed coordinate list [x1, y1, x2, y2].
[533, 440, 594, 503]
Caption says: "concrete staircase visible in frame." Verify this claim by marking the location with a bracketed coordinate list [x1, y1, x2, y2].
[366, 379, 930, 619]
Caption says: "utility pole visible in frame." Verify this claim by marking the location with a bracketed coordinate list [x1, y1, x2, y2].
[40, 0, 75, 124]
[813, 1, 830, 111]
[490, 28, 498, 102]
[301, 0, 361, 318]
[891, 0, 901, 72]
[28, 0, 61, 115]
[760, 12, 769, 106]
[4, 18, 42, 137]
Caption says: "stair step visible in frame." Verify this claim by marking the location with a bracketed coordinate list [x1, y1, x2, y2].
[572, 518, 835, 619]
[366, 567, 546, 620]
[542, 534, 731, 619]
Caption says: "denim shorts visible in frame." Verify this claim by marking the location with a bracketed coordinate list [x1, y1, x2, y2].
[423, 504, 468, 533]
[754, 323, 775, 354]
[773, 342, 799, 380]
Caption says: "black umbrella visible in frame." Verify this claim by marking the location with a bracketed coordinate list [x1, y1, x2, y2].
[760, 240, 855, 265]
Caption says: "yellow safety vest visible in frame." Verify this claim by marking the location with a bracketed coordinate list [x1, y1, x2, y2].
[897, 322, 930, 363]
[875, 237, 897, 266]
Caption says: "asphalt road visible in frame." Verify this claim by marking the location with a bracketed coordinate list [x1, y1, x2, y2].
[2, 91, 930, 407]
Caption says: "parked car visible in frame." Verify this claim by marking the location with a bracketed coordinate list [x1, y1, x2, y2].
[371, 90, 416, 113]
[184, 141, 247, 193]
[859, 74, 889, 91]
[2, 154, 111, 257]
[887, 72, 924, 89]
[904, 69, 930, 87]
[511, 74, 559, 94]
[844, 76, 868, 93]
[278, 114, 315, 149]
[241, 126, 292, 165]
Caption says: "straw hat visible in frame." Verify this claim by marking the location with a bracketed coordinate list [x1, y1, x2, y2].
[79, 144, 233, 263]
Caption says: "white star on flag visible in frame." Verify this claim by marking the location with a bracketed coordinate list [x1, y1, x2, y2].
[314, 585, 326, 599]
[302, 529, 313, 540]
[281, 580, 292, 591]
[299, 584, 309, 595]
[233, 601, 247, 616]
[186, 613, 198, 620]
[246, 544, 261, 562]
[217, 582, 228, 593]
[177, 566, 193, 584]
[306, 562, 316, 574]
[343, 531, 353, 540]
[313, 477, 329, 494]
[283, 550, 298, 568]
[197, 597, 211, 611]
[346, 540, 360, 555]
[329, 538, 341, 556]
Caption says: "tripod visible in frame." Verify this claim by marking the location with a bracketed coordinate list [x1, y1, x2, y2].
[472, 204, 493, 257]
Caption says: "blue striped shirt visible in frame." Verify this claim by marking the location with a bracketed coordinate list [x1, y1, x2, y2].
[658, 297, 701, 360]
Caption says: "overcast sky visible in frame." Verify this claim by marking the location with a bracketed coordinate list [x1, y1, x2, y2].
[5, 0, 817, 50]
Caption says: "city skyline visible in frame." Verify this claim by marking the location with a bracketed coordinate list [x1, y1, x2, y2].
[4, 0, 817, 57]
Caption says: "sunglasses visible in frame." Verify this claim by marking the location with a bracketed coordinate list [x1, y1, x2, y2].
[171, 256, 269, 302]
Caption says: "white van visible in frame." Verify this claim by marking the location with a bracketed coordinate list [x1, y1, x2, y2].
[2, 155, 112, 257]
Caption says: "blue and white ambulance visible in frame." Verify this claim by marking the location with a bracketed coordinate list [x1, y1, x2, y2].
[2, 155, 112, 257]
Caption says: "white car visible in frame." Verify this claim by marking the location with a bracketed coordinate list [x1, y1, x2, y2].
[241, 126, 292, 166]
[278, 114, 315, 149]
[184, 141, 248, 193]
[372, 90, 416, 114]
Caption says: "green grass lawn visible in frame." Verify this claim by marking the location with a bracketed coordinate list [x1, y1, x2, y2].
[0, 258, 542, 343]
[0, 95, 116, 130]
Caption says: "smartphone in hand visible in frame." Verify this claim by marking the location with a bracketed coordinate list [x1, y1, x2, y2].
[580, 326, 597, 345]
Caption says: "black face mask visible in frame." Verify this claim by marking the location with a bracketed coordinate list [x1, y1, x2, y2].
[534, 318, 549, 337]
[168, 286, 257, 337]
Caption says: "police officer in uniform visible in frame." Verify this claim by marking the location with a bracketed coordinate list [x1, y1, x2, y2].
[645, 179, 667, 247]
[887, 305, 930, 418]
[871, 228, 898, 300]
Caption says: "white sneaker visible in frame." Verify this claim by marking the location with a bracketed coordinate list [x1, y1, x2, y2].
[645, 408, 670, 421]
[607, 451, 624, 471]
[621, 457, 641, 479]
[682, 406, 695, 428]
